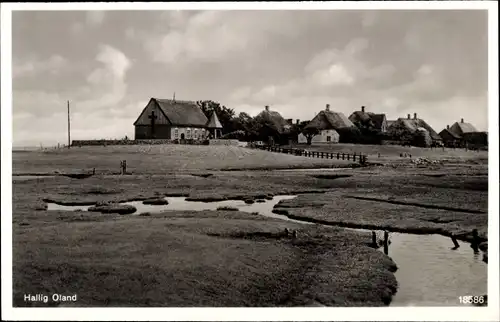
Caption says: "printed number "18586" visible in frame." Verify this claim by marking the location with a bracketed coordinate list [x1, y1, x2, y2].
[459, 296, 485, 304]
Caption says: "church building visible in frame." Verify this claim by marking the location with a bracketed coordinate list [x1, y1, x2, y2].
[133, 98, 223, 140]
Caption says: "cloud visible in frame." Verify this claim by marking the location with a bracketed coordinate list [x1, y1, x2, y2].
[13, 45, 132, 145]
[11, 10, 489, 146]
[86, 11, 106, 27]
[79, 45, 131, 111]
[146, 11, 249, 64]
[13, 55, 67, 78]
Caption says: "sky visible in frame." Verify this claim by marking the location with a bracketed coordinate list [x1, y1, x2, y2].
[11, 9, 489, 146]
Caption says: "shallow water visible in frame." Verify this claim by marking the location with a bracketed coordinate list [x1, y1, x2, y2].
[276, 168, 346, 172]
[13, 175, 55, 181]
[46, 195, 487, 306]
[372, 232, 486, 306]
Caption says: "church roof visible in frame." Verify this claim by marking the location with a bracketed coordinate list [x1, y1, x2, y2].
[133, 98, 208, 127]
[206, 111, 223, 129]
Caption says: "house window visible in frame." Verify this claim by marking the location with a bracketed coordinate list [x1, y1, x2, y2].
[194, 129, 198, 139]
[174, 129, 179, 138]
[327, 136, 331, 142]
[186, 129, 191, 139]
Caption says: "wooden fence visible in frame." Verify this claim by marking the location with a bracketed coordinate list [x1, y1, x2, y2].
[256, 146, 368, 165]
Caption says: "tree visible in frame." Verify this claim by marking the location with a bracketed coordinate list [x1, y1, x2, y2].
[196, 100, 236, 134]
[302, 127, 320, 145]
[230, 112, 259, 140]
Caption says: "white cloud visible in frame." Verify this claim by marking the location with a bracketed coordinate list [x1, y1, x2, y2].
[310, 64, 355, 87]
[79, 45, 131, 111]
[148, 11, 249, 64]
[13, 55, 67, 78]
[86, 11, 106, 27]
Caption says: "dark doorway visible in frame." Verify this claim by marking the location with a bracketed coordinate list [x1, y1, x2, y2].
[180, 133, 185, 140]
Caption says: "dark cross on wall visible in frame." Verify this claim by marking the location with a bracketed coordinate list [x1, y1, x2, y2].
[149, 110, 157, 138]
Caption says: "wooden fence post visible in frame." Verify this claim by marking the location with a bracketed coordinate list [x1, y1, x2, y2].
[337, 153, 340, 159]
[342, 153, 345, 160]
[353, 154, 356, 162]
[451, 235, 460, 249]
[383, 231, 389, 255]
[471, 229, 480, 252]
[347, 154, 350, 161]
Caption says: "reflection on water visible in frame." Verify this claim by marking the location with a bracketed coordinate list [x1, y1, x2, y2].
[276, 168, 345, 172]
[46, 195, 304, 223]
[45, 195, 487, 307]
[13, 175, 55, 181]
[47, 203, 90, 211]
[381, 232, 487, 307]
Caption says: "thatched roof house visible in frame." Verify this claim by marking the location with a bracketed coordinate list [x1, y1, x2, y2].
[348, 106, 388, 132]
[305, 104, 356, 131]
[449, 118, 478, 137]
[387, 113, 441, 146]
[255, 106, 290, 133]
[439, 126, 462, 147]
[303, 104, 360, 143]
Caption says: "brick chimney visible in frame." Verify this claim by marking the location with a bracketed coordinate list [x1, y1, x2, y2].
[296, 119, 300, 125]
[447, 125, 450, 130]
[461, 118, 464, 123]
[326, 104, 330, 112]
[407, 114, 411, 119]
[361, 106, 365, 113]
[414, 113, 417, 119]
[265, 105, 269, 112]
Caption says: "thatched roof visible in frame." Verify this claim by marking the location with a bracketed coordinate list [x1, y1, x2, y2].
[256, 107, 289, 133]
[371, 114, 387, 130]
[393, 118, 441, 141]
[206, 111, 223, 129]
[349, 111, 373, 124]
[134, 98, 208, 127]
[306, 109, 355, 131]
[386, 120, 396, 128]
[348, 111, 387, 131]
[450, 121, 478, 136]
[439, 128, 461, 140]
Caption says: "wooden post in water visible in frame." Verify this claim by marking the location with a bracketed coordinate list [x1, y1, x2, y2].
[347, 154, 350, 161]
[337, 153, 340, 159]
[372, 231, 377, 248]
[383, 231, 389, 255]
[451, 235, 460, 249]
[471, 229, 480, 253]
[93, 168, 96, 175]
[342, 153, 345, 160]
[353, 154, 356, 162]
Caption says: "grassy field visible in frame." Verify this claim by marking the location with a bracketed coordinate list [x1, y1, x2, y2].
[11, 143, 489, 307]
[13, 145, 354, 175]
[286, 143, 488, 163]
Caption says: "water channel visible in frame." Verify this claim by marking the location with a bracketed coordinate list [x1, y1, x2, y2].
[46, 195, 487, 307]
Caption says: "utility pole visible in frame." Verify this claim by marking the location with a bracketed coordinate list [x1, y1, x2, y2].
[67, 100, 71, 149]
